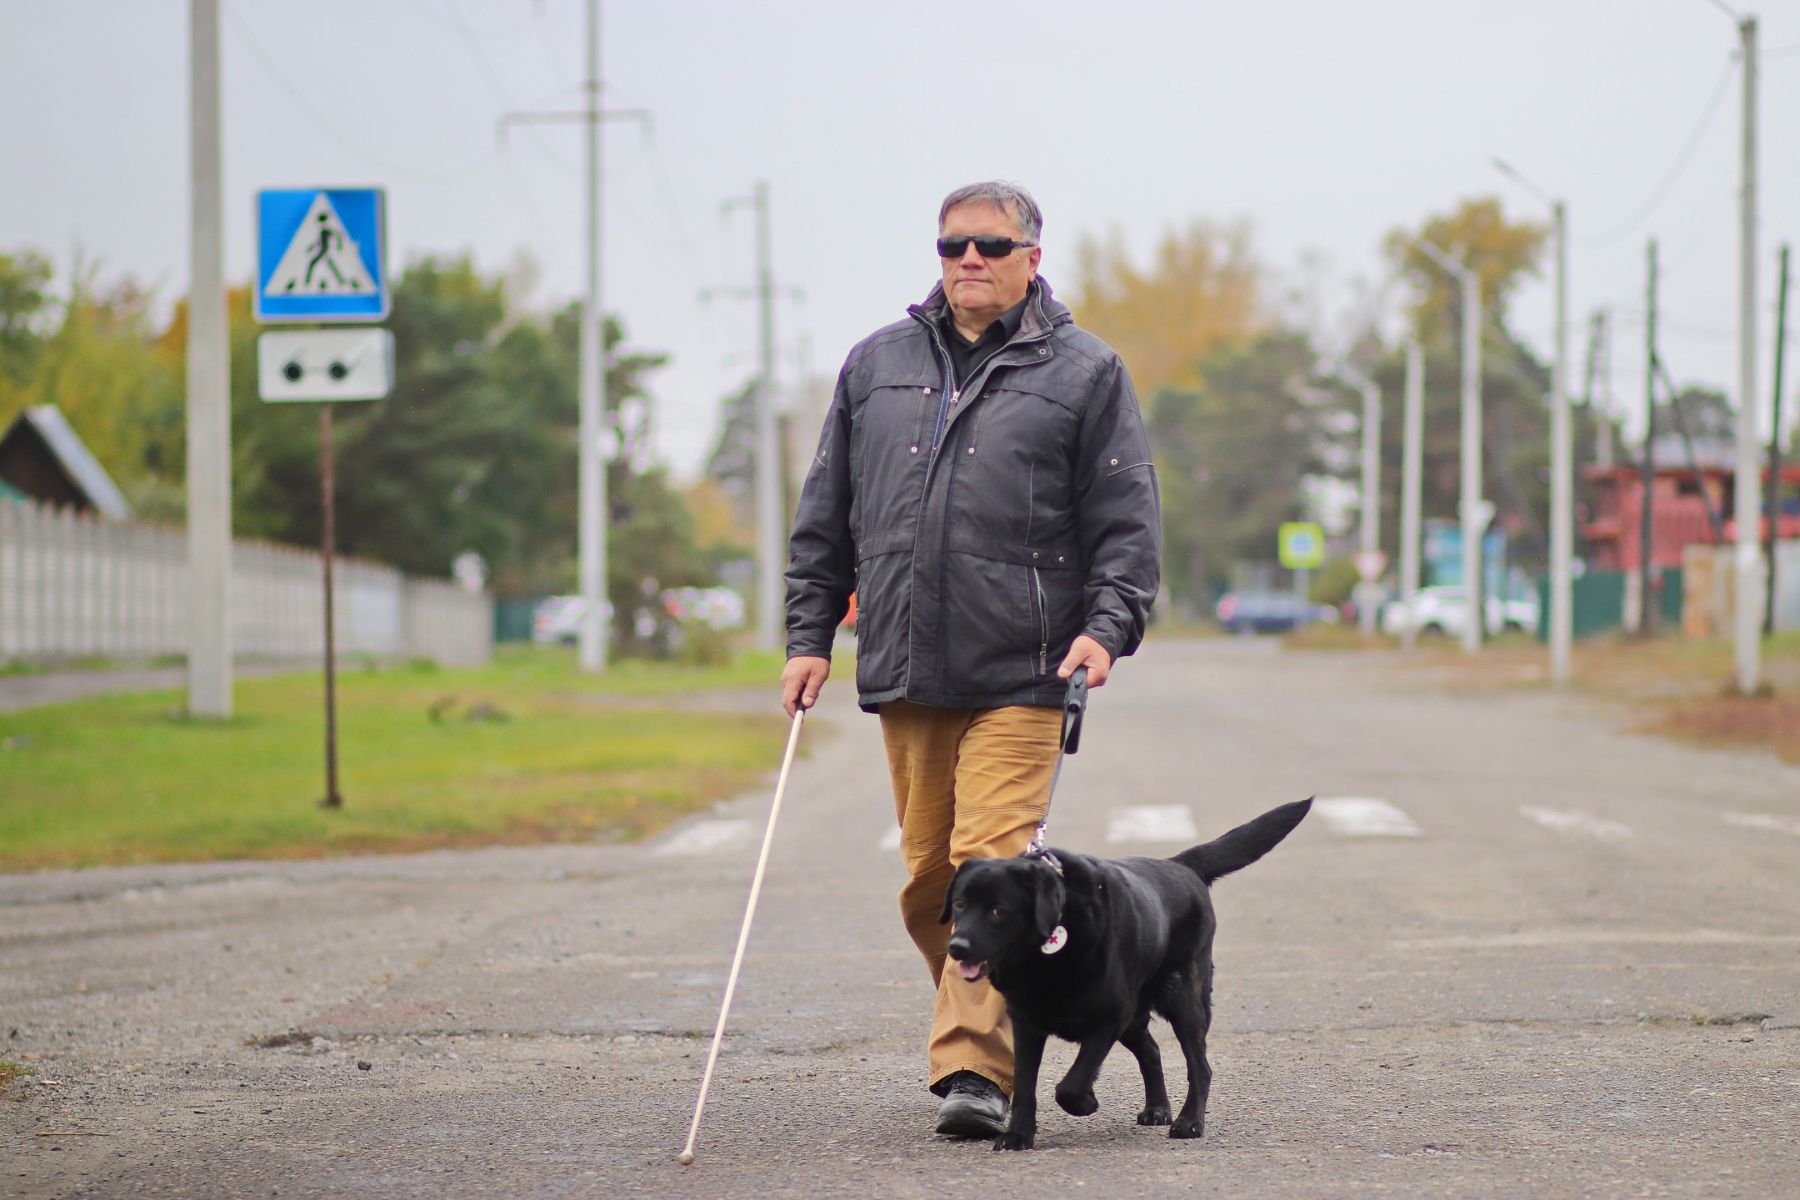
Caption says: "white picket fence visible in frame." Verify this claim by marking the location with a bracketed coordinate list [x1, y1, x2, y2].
[0, 498, 492, 666]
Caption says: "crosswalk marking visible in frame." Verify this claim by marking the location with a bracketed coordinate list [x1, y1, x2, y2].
[1314, 797, 1422, 838]
[653, 819, 752, 856]
[1723, 812, 1800, 838]
[1518, 806, 1633, 841]
[1106, 805, 1199, 844]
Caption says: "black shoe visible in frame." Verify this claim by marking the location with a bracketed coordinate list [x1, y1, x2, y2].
[934, 1071, 1008, 1138]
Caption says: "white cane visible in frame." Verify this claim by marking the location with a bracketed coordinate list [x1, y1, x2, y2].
[678, 704, 807, 1166]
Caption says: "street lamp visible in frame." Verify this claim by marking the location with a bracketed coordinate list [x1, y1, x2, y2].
[1324, 361, 1383, 638]
[1416, 240, 1487, 654]
[1494, 157, 1573, 684]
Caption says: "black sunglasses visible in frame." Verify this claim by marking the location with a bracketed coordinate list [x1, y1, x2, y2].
[936, 235, 1037, 259]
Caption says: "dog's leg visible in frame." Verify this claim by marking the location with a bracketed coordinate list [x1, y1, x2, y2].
[1118, 1013, 1171, 1126]
[1164, 971, 1213, 1139]
[1053, 1035, 1114, 1117]
[994, 1015, 1047, 1152]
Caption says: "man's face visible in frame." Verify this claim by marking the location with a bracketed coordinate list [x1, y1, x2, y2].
[938, 201, 1041, 328]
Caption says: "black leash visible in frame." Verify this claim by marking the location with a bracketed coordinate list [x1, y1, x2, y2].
[1025, 665, 1087, 869]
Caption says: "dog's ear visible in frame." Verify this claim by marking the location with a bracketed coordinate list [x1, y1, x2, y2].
[938, 865, 963, 925]
[1031, 864, 1065, 943]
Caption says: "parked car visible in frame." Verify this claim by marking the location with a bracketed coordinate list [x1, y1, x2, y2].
[1214, 591, 1337, 635]
[531, 594, 613, 644]
[1380, 585, 1539, 639]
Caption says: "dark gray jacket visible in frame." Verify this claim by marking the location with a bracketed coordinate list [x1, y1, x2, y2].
[785, 278, 1161, 712]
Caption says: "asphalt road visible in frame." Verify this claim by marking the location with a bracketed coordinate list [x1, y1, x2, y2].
[5, 638, 1799, 1198]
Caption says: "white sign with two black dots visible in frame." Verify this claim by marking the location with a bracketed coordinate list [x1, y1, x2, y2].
[257, 328, 395, 403]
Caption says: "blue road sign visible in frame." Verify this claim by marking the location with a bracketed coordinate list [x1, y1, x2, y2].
[255, 188, 388, 323]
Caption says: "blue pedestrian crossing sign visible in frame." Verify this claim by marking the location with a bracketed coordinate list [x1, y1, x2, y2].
[255, 188, 389, 323]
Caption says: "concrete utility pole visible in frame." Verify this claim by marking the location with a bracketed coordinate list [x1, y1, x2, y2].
[723, 183, 784, 652]
[1768, 244, 1789, 637]
[1548, 199, 1572, 682]
[1400, 339, 1424, 652]
[1419, 240, 1485, 652]
[186, 0, 231, 718]
[499, 0, 647, 673]
[1586, 311, 1613, 469]
[1731, 12, 1765, 693]
[1328, 362, 1382, 638]
[1640, 240, 1658, 635]
[1494, 158, 1574, 682]
[579, 0, 606, 673]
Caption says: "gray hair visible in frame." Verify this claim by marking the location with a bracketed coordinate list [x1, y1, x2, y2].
[938, 181, 1043, 242]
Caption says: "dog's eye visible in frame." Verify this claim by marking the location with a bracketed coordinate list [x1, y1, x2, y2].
[991, 906, 1006, 920]
[952, 898, 966, 912]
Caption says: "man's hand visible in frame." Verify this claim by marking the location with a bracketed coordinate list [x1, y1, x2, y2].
[781, 655, 831, 716]
[1057, 634, 1113, 688]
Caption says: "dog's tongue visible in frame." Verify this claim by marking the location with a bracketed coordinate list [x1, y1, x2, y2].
[955, 960, 985, 983]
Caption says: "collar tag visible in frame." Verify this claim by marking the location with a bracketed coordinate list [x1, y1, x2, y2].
[1040, 925, 1068, 955]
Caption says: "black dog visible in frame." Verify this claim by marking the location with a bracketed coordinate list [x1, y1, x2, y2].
[940, 798, 1312, 1150]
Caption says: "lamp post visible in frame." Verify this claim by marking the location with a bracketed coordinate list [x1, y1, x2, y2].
[1417, 240, 1486, 653]
[1326, 361, 1383, 638]
[1495, 158, 1573, 682]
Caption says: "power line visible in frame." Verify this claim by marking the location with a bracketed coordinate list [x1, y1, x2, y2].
[1584, 54, 1737, 246]
[404, 0, 541, 38]
[223, 4, 498, 182]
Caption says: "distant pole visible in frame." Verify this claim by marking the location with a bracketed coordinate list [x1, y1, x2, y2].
[753, 181, 782, 653]
[1640, 239, 1658, 635]
[1768, 243, 1789, 636]
[1400, 339, 1424, 653]
[577, 0, 609, 672]
[496, 0, 648, 671]
[1585, 311, 1612, 469]
[1459, 263, 1485, 653]
[186, 0, 232, 718]
[1416, 241, 1484, 652]
[1732, 13, 1763, 692]
[1549, 199, 1573, 683]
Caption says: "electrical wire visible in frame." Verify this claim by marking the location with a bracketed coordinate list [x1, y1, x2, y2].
[404, 0, 541, 38]
[223, 3, 499, 182]
[1583, 54, 1738, 247]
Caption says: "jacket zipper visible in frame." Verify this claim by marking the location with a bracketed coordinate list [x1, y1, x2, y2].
[1032, 566, 1049, 675]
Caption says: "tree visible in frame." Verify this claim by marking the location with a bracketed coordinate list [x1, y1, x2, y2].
[1071, 221, 1265, 401]
[1383, 199, 1556, 573]
[1150, 330, 1342, 608]
[0, 259, 185, 519]
[0, 250, 54, 392]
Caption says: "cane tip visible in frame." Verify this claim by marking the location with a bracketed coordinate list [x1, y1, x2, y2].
[678, 1150, 695, 1166]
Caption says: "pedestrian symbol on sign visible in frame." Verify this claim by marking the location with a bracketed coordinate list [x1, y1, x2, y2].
[266, 194, 376, 297]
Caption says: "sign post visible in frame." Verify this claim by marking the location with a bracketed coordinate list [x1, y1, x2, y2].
[1278, 521, 1325, 606]
[255, 187, 391, 810]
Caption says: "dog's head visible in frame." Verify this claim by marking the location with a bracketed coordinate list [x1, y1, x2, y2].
[938, 854, 1067, 984]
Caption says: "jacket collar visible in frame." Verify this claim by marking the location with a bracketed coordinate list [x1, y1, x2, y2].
[909, 276, 1068, 346]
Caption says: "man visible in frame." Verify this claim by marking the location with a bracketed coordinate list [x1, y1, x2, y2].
[781, 181, 1161, 1138]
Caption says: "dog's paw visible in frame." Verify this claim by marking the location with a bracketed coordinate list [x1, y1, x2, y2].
[1136, 1103, 1172, 1126]
[992, 1129, 1035, 1152]
[1054, 1085, 1099, 1117]
[1168, 1115, 1205, 1139]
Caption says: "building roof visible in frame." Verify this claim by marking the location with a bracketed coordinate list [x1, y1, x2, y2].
[0, 405, 133, 519]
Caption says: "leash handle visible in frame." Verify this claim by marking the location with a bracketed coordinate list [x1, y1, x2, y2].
[1060, 665, 1087, 755]
[1029, 665, 1089, 861]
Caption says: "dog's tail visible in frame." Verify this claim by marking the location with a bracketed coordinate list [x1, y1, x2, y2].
[1173, 798, 1313, 884]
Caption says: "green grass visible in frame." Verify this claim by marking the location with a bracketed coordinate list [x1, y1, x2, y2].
[0, 1059, 33, 1092]
[0, 645, 795, 871]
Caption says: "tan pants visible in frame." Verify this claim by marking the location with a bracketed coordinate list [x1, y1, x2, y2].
[879, 700, 1061, 1096]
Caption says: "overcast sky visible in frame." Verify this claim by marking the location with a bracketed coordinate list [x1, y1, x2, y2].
[5, 0, 1799, 480]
